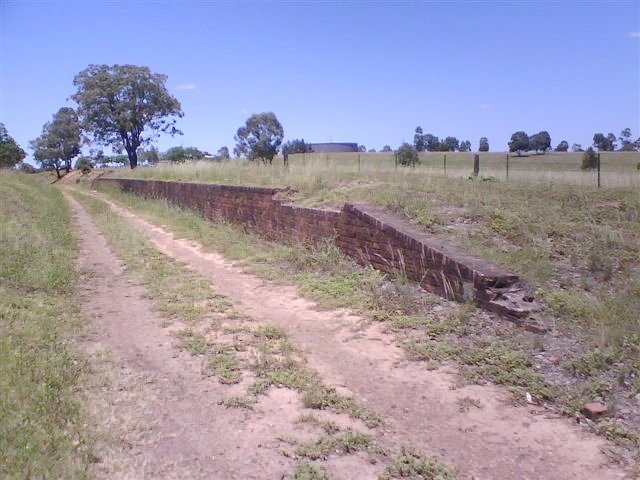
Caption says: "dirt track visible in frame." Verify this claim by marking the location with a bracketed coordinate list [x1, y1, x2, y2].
[68, 190, 627, 479]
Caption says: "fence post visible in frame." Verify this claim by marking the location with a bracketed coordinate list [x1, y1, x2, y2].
[506, 153, 509, 180]
[326, 153, 329, 168]
[473, 154, 480, 177]
[597, 153, 601, 188]
[444, 154, 447, 176]
[358, 153, 361, 173]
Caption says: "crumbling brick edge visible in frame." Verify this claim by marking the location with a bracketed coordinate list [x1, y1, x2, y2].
[95, 177, 546, 331]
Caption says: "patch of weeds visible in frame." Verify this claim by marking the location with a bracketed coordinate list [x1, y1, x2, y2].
[567, 349, 621, 377]
[403, 340, 458, 368]
[541, 289, 596, 324]
[460, 341, 554, 402]
[204, 353, 243, 384]
[254, 324, 288, 340]
[296, 271, 374, 310]
[385, 314, 435, 331]
[301, 384, 383, 428]
[380, 446, 458, 480]
[295, 430, 379, 460]
[218, 395, 256, 410]
[456, 396, 483, 413]
[296, 413, 341, 435]
[289, 461, 329, 480]
[251, 356, 315, 392]
[591, 420, 640, 452]
[173, 328, 209, 355]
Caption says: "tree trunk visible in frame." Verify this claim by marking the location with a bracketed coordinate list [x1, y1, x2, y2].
[128, 149, 138, 169]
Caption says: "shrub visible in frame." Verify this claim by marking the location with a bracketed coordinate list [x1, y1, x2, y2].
[581, 147, 598, 170]
[396, 143, 419, 167]
[74, 156, 93, 174]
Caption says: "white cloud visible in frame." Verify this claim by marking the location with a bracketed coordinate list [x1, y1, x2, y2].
[479, 103, 494, 110]
[629, 31, 640, 38]
[176, 83, 197, 90]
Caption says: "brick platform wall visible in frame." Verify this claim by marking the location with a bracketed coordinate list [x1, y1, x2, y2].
[96, 177, 540, 323]
[97, 178, 340, 244]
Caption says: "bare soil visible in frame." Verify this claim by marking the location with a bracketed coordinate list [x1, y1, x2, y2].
[69, 191, 629, 479]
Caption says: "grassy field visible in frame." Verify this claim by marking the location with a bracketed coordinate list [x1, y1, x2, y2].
[0, 172, 92, 479]
[112, 151, 640, 189]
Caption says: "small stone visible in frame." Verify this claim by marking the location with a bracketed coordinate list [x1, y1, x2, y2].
[549, 356, 560, 365]
[582, 402, 608, 419]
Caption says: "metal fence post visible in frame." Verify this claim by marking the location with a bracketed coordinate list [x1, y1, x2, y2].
[506, 153, 509, 180]
[597, 153, 601, 188]
[444, 154, 447, 176]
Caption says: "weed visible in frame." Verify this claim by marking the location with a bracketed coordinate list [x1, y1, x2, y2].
[301, 384, 383, 428]
[295, 430, 378, 460]
[460, 341, 554, 402]
[456, 396, 483, 413]
[218, 395, 256, 410]
[403, 341, 458, 367]
[254, 324, 288, 340]
[380, 446, 458, 480]
[296, 414, 341, 435]
[289, 461, 329, 480]
[173, 328, 209, 355]
[204, 353, 243, 384]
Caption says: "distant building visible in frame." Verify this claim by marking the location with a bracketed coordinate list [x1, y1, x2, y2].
[309, 142, 359, 153]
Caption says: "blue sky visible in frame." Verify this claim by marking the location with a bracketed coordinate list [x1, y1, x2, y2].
[1, 1, 639, 160]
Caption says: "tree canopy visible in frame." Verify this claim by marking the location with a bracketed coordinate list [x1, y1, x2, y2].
[554, 140, 569, 152]
[233, 112, 284, 164]
[162, 146, 205, 163]
[592, 133, 617, 151]
[0, 123, 26, 168]
[478, 137, 489, 152]
[508, 131, 530, 155]
[71, 64, 183, 169]
[30, 108, 81, 177]
[529, 131, 551, 153]
[282, 139, 312, 155]
[413, 126, 426, 152]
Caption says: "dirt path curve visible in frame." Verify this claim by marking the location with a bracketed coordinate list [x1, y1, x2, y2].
[87, 191, 626, 480]
[68, 193, 308, 479]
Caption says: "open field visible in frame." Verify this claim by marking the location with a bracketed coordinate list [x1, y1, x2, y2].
[113, 151, 640, 188]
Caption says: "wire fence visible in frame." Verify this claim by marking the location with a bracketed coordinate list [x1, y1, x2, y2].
[285, 151, 640, 188]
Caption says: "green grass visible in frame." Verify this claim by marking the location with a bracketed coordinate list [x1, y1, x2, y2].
[0, 172, 92, 479]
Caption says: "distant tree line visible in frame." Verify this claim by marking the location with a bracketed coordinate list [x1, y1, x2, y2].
[3, 62, 640, 173]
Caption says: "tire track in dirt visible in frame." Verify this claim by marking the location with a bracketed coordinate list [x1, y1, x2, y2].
[87, 190, 627, 480]
[70, 193, 383, 479]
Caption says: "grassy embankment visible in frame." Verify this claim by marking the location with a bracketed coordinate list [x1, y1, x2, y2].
[103, 156, 640, 457]
[0, 172, 92, 478]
